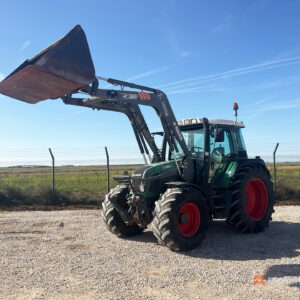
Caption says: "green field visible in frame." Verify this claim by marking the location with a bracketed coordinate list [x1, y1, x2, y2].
[0, 163, 299, 208]
[267, 162, 300, 204]
[0, 165, 139, 207]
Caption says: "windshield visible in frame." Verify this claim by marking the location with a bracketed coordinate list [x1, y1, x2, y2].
[172, 127, 205, 159]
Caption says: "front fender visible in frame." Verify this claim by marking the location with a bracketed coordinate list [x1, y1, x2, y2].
[165, 181, 213, 214]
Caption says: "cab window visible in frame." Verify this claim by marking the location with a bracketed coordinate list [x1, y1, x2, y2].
[210, 127, 233, 158]
[170, 127, 205, 159]
[233, 128, 246, 151]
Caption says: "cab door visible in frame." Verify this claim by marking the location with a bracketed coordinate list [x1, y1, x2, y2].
[209, 126, 234, 183]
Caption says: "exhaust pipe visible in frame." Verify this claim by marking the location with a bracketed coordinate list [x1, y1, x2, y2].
[0, 25, 95, 104]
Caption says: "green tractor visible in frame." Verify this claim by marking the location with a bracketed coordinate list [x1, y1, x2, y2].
[102, 117, 274, 251]
[0, 25, 274, 251]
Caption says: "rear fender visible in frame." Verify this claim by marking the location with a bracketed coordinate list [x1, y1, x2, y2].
[234, 158, 270, 180]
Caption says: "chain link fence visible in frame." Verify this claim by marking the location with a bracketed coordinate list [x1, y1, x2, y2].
[0, 146, 143, 206]
[0, 144, 299, 206]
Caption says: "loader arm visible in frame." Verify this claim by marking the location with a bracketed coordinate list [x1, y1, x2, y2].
[62, 95, 162, 163]
[79, 79, 190, 159]
[71, 80, 192, 162]
[62, 78, 196, 181]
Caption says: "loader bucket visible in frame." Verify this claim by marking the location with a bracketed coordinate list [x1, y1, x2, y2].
[0, 25, 95, 104]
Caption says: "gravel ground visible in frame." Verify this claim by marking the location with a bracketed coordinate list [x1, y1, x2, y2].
[0, 206, 299, 300]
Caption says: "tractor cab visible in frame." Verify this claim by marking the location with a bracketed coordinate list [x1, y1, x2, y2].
[176, 118, 246, 158]
[159, 118, 247, 185]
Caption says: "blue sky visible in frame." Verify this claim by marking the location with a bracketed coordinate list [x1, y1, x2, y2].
[0, 0, 300, 162]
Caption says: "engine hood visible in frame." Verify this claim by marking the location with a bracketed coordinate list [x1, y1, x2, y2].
[132, 160, 177, 179]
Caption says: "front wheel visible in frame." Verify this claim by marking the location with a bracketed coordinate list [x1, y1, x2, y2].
[151, 187, 210, 251]
[101, 185, 143, 237]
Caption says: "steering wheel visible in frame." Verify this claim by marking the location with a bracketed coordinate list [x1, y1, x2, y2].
[191, 146, 204, 152]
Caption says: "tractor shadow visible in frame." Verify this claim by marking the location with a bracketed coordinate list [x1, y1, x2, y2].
[124, 231, 157, 243]
[183, 220, 300, 261]
[264, 264, 300, 289]
[129, 220, 300, 261]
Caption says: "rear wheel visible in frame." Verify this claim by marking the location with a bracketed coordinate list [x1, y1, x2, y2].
[227, 165, 274, 233]
[152, 187, 210, 251]
[101, 185, 143, 237]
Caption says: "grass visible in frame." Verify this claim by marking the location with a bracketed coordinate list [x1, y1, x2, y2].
[267, 163, 300, 204]
[0, 163, 299, 208]
[0, 165, 138, 208]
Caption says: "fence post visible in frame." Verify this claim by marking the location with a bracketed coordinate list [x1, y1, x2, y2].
[48, 148, 55, 204]
[105, 147, 110, 193]
[273, 143, 279, 193]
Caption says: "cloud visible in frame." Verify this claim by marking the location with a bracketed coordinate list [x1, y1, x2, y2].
[157, 55, 300, 90]
[167, 86, 225, 95]
[259, 99, 300, 112]
[255, 75, 300, 90]
[125, 64, 175, 81]
[0, 73, 4, 81]
[254, 97, 273, 105]
[20, 40, 31, 51]
[167, 86, 203, 95]
[248, 99, 300, 119]
[180, 51, 191, 58]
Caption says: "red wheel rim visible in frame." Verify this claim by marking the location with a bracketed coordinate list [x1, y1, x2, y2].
[245, 178, 268, 220]
[178, 202, 200, 237]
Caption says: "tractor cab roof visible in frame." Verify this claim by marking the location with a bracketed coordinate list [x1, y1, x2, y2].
[177, 118, 245, 128]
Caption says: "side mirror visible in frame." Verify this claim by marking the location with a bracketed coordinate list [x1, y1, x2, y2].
[214, 127, 225, 142]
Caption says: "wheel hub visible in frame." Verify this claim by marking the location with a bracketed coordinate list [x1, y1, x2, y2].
[245, 178, 268, 220]
[180, 213, 189, 224]
[177, 202, 201, 237]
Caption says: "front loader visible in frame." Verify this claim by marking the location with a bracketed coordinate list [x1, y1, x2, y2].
[0, 25, 274, 251]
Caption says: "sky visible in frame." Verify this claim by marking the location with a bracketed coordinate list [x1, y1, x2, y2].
[0, 0, 300, 163]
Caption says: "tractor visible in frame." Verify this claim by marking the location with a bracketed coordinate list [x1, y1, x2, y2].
[0, 25, 274, 251]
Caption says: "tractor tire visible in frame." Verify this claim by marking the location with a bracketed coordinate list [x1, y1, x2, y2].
[227, 164, 274, 233]
[101, 185, 143, 237]
[152, 187, 210, 251]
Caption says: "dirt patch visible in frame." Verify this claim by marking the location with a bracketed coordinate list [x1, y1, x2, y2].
[0, 208, 299, 299]
[66, 243, 91, 251]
